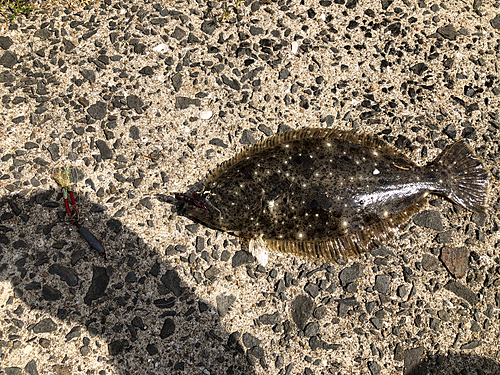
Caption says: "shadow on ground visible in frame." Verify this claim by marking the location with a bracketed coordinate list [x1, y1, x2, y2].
[0, 190, 254, 375]
[405, 350, 500, 375]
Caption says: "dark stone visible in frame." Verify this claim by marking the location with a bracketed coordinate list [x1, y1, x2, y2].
[127, 95, 144, 109]
[279, 69, 290, 79]
[65, 326, 82, 341]
[24, 360, 38, 375]
[33, 318, 57, 333]
[209, 138, 228, 148]
[98, 54, 110, 65]
[345, 0, 358, 8]
[460, 340, 481, 350]
[490, 14, 500, 30]
[0, 70, 15, 83]
[404, 346, 426, 375]
[196, 236, 204, 252]
[150, 18, 167, 25]
[129, 125, 140, 140]
[48, 264, 78, 286]
[139, 66, 154, 75]
[440, 246, 469, 278]
[42, 285, 62, 301]
[201, 19, 217, 35]
[368, 361, 381, 375]
[87, 101, 107, 120]
[12, 116, 25, 124]
[397, 285, 407, 298]
[139, 197, 152, 209]
[171, 72, 182, 92]
[436, 230, 452, 244]
[221, 75, 241, 90]
[47, 143, 60, 161]
[24, 142, 39, 150]
[216, 293, 236, 317]
[232, 250, 254, 267]
[374, 275, 389, 294]
[95, 139, 113, 160]
[313, 305, 328, 320]
[429, 317, 440, 331]
[187, 33, 200, 43]
[227, 331, 241, 348]
[303, 321, 319, 337]
[309, 336, 339, 351]
[410, 62, 428, 76]
[370, 317, 383, 329]
[304, 282, 320, 298]
[259, 312, 280, 325]
[421, 253, 441, 272]
[242, 332, 261, 347]
[412, 210, 443, 231]
[63, 39, 77, 53]
[108, 340, 126, 355]
[175, 96, 201, 109]
[337, 297, 359, 317]
[160, 318, 175, 338]
[0, 36, 13, 50]
[437, 24, 458, 40]
[146, 343, 159, 355]
[247, 346, 264, 359]
[258, 124, 273, 136]
[0, 51, 18, 68]
[250, 26, 264, 35]
[106, 218, 122, 233]
[204, 265, 219, 279]
[172, 26, 186, 40]
[239, 129, 256, 144]
[444, 280, 479, 305]
[84, 266, 109, 305]
[161, 269, 184, 297]
[134, 43, 147, 54]
[339, 262, 363, 286]
[291, 294, 314, 330]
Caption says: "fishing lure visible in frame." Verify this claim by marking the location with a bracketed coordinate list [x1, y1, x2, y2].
[52, 166, 105, 257]
[176, 128, 490, 263]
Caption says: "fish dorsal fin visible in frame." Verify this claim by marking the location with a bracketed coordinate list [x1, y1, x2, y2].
[207, 128, 408, 184]
[264, 199, 426, 263]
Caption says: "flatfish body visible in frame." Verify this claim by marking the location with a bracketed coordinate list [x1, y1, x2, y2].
[176, 128, 490, 262]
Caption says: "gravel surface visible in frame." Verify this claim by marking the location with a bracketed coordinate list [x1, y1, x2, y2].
[1, 0, 500, 374]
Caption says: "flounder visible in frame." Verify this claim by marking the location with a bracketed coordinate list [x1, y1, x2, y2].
[176, 128, 490, 263]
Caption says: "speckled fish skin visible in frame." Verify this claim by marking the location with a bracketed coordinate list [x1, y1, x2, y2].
[181, 128, 490, 261]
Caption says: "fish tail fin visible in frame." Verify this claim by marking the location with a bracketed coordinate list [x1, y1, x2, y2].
[434, 141, 490, 214]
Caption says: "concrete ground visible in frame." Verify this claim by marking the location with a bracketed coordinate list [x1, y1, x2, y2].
[0, 0, 499, 374]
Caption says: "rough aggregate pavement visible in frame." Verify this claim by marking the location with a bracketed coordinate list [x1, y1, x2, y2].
[1, 0, 500, 374]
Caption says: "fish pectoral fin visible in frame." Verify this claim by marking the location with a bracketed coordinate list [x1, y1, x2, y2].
[249, 237, 269, 267]
[264, 199, 427, 263]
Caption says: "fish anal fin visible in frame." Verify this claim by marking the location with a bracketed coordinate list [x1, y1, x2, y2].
[264, 199, 426, 263]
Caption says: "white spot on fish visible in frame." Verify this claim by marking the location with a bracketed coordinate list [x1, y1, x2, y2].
[268, 200, 275, 212]
[373, 169, 380, 175]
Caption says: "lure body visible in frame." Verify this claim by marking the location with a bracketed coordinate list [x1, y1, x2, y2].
[178, 128, 489, 261]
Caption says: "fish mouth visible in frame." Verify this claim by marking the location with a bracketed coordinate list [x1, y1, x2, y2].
[174, 192, 222, 228]
[174, 192, 210, 212]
